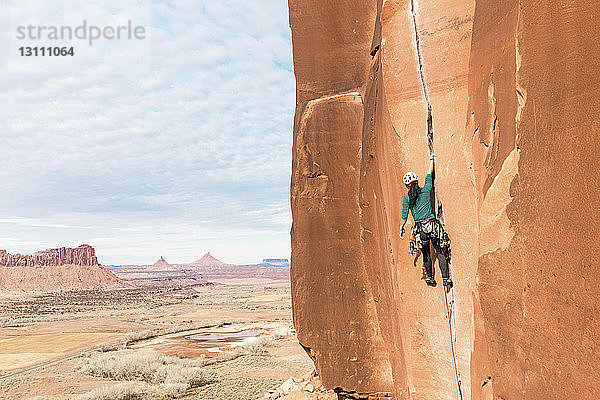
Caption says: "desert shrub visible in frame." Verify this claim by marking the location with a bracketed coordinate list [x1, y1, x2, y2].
[72, 381, 188, 400]
[243, 336, 276, 355]
[219, 345, 246, 362]
[123, 330, 156, 346]
[219, 336, 277, 362]
[79, 349, 211, 388]
[97, 342, 121, 352]
[73, 382, 149, 400]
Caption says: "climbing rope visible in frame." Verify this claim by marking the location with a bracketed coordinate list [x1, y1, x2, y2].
[443, 282, 463, 400]
[432, 178, 463, 400]
[434, 184, 463, 400]
[427, 122, 463, 400]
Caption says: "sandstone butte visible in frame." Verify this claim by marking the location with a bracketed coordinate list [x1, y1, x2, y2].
[0, 245, 121, 291]
[288, 0, 599, 399]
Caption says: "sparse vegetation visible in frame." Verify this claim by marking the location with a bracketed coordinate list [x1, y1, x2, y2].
[240, 336, 278, 355]
[191, 377, 285, 400]
[0, 280, 309, 400]
[0, 288, 194, 328]
[80, 349, 211, 385]
[73, 381, 183, 400]
[219, 336, 278, 362]
[76, 349, 212, 399]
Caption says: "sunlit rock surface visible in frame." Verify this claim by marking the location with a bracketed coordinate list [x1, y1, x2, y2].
[289, 0, 599, 399]
[0, 244, 99, 267]
[0, 245, 121, 291]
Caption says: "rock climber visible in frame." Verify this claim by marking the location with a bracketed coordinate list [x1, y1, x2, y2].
[399, 155, 453, 290]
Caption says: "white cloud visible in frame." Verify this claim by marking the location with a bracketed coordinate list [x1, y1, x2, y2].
[0, 0, 294, 265]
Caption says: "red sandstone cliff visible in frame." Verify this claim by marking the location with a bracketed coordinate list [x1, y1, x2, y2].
[0, 244, 99, 267]
[0, 245, 122, 292]
[289, 0, 599, 399]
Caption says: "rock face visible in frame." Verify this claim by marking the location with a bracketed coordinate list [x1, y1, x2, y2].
[289, 0, 599, 399]
[0, 244, 99, 267]
[0, 245, 121, 291]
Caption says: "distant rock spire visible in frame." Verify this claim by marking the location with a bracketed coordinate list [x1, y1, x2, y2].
[191, 252, 227, 266]
[150, 256, 172, 270]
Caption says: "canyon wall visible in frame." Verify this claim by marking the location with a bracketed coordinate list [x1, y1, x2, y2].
[289, 0, 599, 399]
[0, 244, 99, 267]
[0, 245, 120, 291]
[289, 0, 405, 395]
[468, 0, 600, 399]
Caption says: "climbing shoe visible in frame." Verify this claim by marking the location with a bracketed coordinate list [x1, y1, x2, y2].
[425, 277, 437, 287]
[443, 279, 453, 291]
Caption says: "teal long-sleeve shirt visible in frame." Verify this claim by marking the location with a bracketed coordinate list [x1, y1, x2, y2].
[401, 173, 435, 222]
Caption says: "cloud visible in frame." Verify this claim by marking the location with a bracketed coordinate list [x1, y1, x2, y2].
[0, 0, 294, 264]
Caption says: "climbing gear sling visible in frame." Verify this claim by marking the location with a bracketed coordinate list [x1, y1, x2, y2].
[408, 217, 451, 264]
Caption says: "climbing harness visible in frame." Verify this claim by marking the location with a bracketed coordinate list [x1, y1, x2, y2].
[408, 217, 451, 261]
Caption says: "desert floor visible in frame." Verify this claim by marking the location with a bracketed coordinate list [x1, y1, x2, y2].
[0, 278, 313, 400]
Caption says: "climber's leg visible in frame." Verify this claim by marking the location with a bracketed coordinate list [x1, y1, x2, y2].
[420, 234, 432, 277]
[420, 233, 436, 287]
[433, 239, 449, 279]
[433, 239, 453, 289]
[421, 245, 432, 277]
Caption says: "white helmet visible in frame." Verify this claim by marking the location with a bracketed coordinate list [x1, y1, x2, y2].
[403, 172, 418, 185]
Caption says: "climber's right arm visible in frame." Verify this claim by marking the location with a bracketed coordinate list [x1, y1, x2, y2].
[424, 156, 434, 193]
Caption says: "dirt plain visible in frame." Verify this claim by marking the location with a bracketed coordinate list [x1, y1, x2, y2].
[0, 271, 315, 400]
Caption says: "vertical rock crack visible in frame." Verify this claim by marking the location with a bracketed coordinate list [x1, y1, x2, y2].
[409, 2, 463, 400]
[409, 0, 435, 153]
[410, 0, 431, 109]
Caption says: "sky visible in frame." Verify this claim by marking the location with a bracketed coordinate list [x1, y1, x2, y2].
[0, 0, 295, 265]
